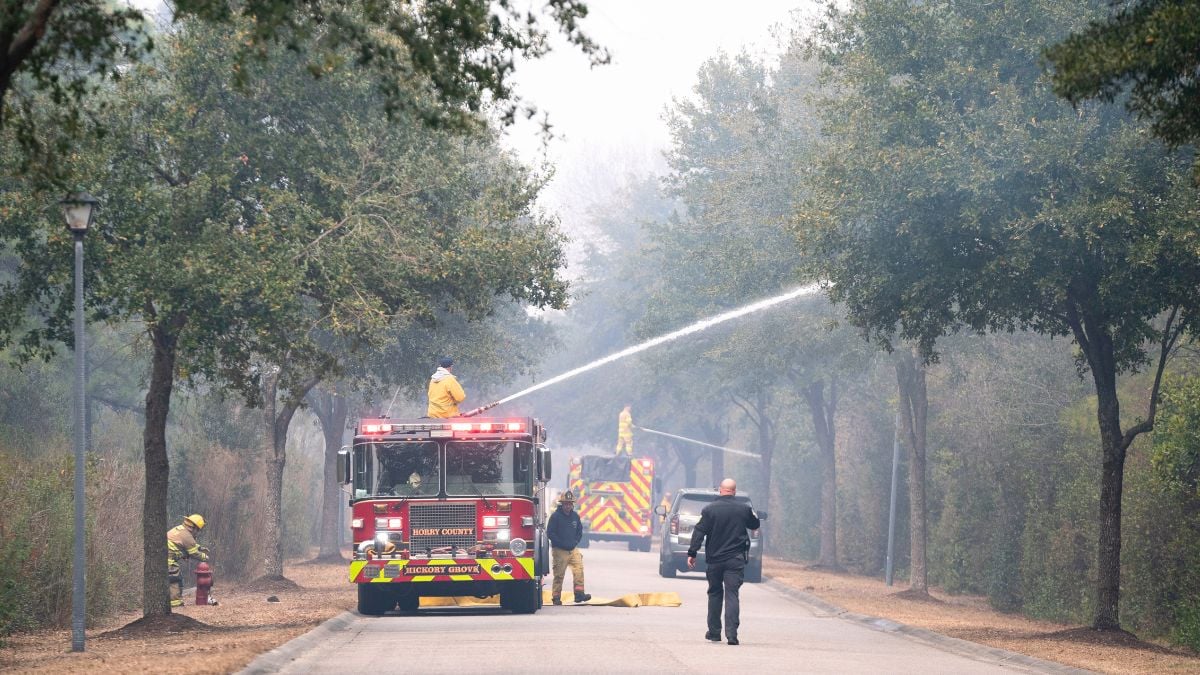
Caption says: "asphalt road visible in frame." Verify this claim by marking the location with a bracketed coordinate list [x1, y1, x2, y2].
[248, 543, 1081, 674]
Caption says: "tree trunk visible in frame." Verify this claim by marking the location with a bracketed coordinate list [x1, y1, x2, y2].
[261, 368, 319, 579]
[260, 370, 285, 579]
[754, 387, 775, 553]
[805, 378, 839, 569]
[142, 321, 180, 618]
[1093, 373, 1125, 630]
[696, 418, 726, 487]
[1064, 302, 1179, 631]
[308, 386, 349, 560]
[675, 440, 699, 487]
[896, 346, 928, 594]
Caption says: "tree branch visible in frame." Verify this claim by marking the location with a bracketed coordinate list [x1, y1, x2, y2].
[1122, 306, 1184, 450]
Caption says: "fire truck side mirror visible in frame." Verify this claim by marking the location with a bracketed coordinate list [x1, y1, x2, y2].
[337, 447, 351, 485]
[537, 446, 552, 482]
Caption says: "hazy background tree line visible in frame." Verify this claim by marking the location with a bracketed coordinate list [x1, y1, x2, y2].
[3, 0, 1200, 653]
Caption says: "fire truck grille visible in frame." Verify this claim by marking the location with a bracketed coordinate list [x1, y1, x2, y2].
[409, 503, 478, 554]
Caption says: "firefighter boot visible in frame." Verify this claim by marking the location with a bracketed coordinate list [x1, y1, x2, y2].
[552, 596, 562, 606]
[574, 591, 591, 603]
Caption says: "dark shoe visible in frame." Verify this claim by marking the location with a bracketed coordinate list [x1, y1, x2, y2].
[551, 597, 562, 605]
[573, 593, 591, 603]
[727, 638, 739, 646]
[705, 632, 721, 642]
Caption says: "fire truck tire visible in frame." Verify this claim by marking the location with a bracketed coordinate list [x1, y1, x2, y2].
[396, 593, 420, 612]
[357, 585, 394, 616]
[745, 559, 763, 583]
[501, 581, 538, 614]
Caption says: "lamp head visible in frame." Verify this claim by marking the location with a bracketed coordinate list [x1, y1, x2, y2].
[60, 192, 99, 234]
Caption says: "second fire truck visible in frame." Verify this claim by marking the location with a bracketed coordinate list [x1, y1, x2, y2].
[339, 416, 553, 615]
[568, 454, 657, 552]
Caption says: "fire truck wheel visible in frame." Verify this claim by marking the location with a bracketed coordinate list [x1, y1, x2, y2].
[396, 593, 419, 612]
[501, 581, 538, 614]
[357, 585, 394, 616]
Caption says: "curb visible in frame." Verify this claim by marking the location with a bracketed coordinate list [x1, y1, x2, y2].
[765, 579, 1096, 675]
[236, 611, 358, 675]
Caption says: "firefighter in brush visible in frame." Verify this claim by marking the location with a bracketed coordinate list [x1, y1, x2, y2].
[167, 514, 210, 607]
[615, 404, 634, 456]
[546, 492, 591, 604]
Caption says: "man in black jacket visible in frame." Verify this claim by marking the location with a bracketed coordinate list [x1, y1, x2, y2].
[546, 491, 591, 605]
[688, 478, 761, 645]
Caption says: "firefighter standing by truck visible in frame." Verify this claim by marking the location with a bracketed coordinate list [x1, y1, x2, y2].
[615, 404, 634, 456]
[167, 514, 209, 607]
[427, 356, 466, 418]
[546, 492, 591, 604]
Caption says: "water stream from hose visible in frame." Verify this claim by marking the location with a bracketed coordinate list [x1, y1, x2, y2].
[484, 283, 820, 409]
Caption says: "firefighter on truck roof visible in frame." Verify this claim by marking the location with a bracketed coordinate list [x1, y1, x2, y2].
[615, 404, 634, 456]
[167, 514, 209, 607]
[427, 356, 466, 418]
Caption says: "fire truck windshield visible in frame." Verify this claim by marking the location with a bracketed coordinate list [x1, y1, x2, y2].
[353, 441, 439, 497]
[445, 441, 534, 498]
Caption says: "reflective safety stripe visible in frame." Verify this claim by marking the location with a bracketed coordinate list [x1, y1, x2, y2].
[349, 557, 535, 583]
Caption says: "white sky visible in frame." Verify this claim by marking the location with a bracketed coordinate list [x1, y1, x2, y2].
[501, 1, 810, 235]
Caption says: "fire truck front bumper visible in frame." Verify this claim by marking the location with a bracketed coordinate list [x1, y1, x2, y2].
[350, 557, 535, 584]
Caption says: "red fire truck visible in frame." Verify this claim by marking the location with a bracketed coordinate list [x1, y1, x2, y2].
[338, 416, 552, 615]
[568, 455, 657, 552]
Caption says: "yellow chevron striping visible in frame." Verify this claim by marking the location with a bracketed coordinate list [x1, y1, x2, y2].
[349, 557, 535, 582]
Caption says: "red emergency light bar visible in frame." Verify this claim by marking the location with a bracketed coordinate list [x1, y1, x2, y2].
[359, 419, 526, 434]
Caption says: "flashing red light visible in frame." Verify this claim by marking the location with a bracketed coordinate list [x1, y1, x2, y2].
[640, 459, 652, 468]
[507, 421, 524, 431]
[451, 423, 472, 431]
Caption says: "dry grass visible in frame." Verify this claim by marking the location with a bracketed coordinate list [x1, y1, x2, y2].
[765, 558, 1200, 675]
[0, 558, 352, 675]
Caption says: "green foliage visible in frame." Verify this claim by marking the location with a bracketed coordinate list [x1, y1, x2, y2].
[800, 0, 1200, 629]
[1045, 1, 1200, 157]
[1, 0, 606, 182]
[1152, 376, 1200, 495]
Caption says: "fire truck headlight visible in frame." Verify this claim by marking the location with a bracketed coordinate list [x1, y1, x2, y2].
[497, 529, 510, 543]
[375, 517, 388, 529]
[388, 517, 403, 529]
[521, 516, 534, 527]
[509, 538, 527, 555]
[351, 518, 364, 529]
[483, 516, 510, 528]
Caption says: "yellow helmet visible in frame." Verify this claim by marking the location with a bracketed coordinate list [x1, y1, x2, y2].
[185, 514, 206, 530]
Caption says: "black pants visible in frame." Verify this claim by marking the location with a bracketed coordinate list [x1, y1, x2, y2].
[705, 556, 745, 639]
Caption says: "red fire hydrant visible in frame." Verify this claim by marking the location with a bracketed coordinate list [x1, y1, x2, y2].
[195, 562, 213, 606]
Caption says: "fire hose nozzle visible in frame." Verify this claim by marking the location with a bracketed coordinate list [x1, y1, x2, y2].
[461, 401, 500, 417]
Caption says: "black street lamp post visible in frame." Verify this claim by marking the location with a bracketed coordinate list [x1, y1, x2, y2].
[61, 192, 98, 653]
